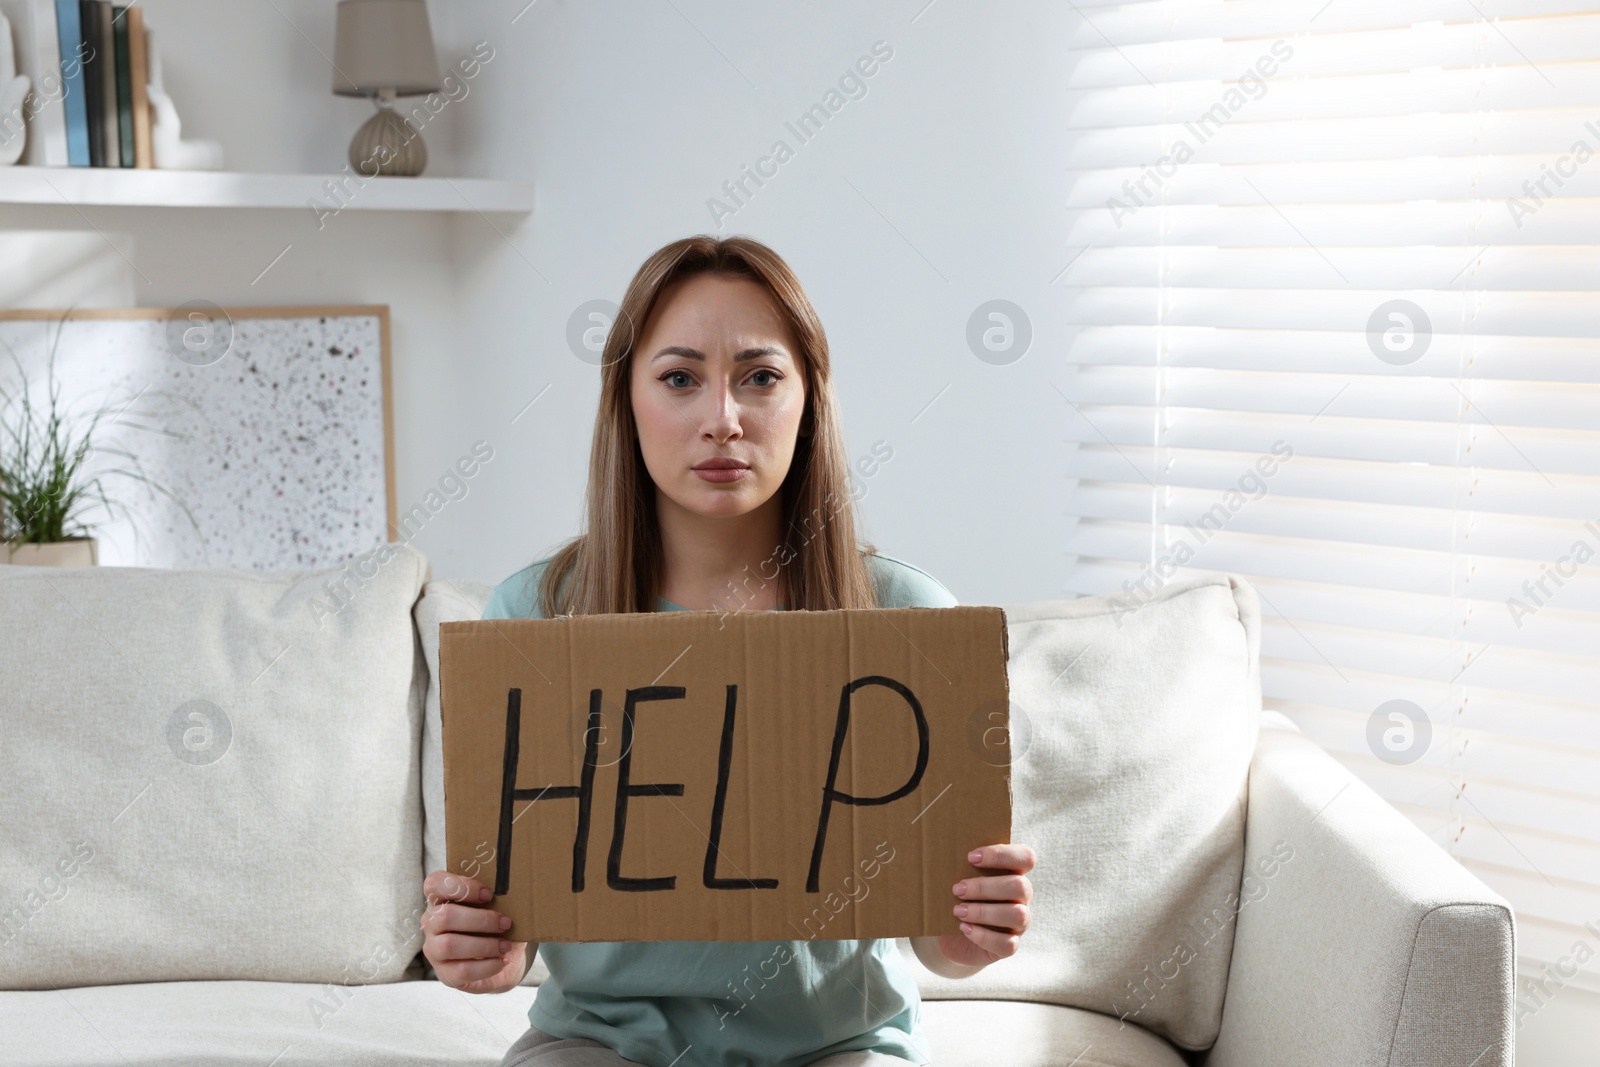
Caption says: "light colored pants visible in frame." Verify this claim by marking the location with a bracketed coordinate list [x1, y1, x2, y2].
[498, 1025, 922, 1067]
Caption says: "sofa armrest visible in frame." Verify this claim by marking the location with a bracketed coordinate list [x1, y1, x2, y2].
[1204, 715, 1516, 1067]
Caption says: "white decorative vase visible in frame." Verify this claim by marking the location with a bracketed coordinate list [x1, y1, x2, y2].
[0, 11, 30, 166]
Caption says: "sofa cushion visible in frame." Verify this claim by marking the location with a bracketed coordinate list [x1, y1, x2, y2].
[413, 577, 552, 987]
[921, 1000, 1187, 1067]
[0, 981, 1183, 1067]
[412, 577, 493, 890]
[0, 544, 432, 989]
[898, 572, 1261, 1051]
[0, 979, 540, 1067]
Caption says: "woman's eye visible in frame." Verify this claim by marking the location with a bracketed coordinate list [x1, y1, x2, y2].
[662, 370, 693, 388]
[749, 369, 780, 387]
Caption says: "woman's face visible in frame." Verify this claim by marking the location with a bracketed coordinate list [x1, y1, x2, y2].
[630, 272, 808, 523]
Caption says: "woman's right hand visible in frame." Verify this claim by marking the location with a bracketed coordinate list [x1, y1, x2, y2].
[422, 870, 533, 994]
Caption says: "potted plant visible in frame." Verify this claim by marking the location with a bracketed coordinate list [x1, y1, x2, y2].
[0, 312, 199, 568]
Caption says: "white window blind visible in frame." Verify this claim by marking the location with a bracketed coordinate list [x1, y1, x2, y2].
[1058, 0, 1600, 1000]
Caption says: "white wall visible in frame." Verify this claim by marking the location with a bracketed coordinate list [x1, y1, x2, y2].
[434, 0, 1072, 602]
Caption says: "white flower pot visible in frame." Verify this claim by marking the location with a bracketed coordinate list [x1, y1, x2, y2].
[3, 538, 99, 567]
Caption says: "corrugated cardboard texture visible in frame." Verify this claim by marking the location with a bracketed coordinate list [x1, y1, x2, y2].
[441, 606, 1011, 943]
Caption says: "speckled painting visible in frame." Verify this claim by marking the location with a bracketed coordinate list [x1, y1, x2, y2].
[0, 307, 394, 571]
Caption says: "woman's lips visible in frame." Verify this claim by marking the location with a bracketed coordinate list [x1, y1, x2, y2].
[693, 466, 749, 483]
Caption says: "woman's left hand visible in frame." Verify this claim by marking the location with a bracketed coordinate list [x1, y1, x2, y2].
[938, 842, 1036, 970]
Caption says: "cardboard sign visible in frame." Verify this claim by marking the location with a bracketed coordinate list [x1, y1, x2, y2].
[440, 605, 1012, 943]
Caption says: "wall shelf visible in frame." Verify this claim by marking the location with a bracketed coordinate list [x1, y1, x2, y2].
[0, 165, 533, 213]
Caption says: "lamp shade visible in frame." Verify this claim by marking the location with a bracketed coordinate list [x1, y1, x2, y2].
[332, 0, 441, 97]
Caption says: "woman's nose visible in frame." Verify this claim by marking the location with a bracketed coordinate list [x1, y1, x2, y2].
[701, 383, 741, 440]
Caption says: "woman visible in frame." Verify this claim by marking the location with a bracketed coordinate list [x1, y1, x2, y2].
[422, 236, 1036, 1067]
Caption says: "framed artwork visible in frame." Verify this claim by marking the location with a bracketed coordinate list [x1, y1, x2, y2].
[0, 305, 396, 570]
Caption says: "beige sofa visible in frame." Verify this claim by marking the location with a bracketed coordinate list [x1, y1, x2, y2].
[0, 544, 1515, 1066]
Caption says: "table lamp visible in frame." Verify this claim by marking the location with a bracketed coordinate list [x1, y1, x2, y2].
[332, 0, 441, 177]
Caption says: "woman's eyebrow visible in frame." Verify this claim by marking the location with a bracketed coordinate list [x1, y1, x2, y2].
[650, 345, 787, 363]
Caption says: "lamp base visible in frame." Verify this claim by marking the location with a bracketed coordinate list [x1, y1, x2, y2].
[349, 103, 427, 177]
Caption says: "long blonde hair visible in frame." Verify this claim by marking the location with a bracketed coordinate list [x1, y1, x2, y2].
[538, 235, 879, 616]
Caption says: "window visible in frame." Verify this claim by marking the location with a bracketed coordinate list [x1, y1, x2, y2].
[1061, 0, 1600, 994]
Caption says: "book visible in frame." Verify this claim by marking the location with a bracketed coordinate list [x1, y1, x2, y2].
[111, 3, 130, 165]
[77, 0, 99, 165]
[52, 0, 86, 164]
[125, 2, 146, 167]
[0, 1, 70, 164]
[92, 0, 116, 166]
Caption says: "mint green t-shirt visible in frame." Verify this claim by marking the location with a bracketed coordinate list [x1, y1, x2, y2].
[480, 550, 958, 1067]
